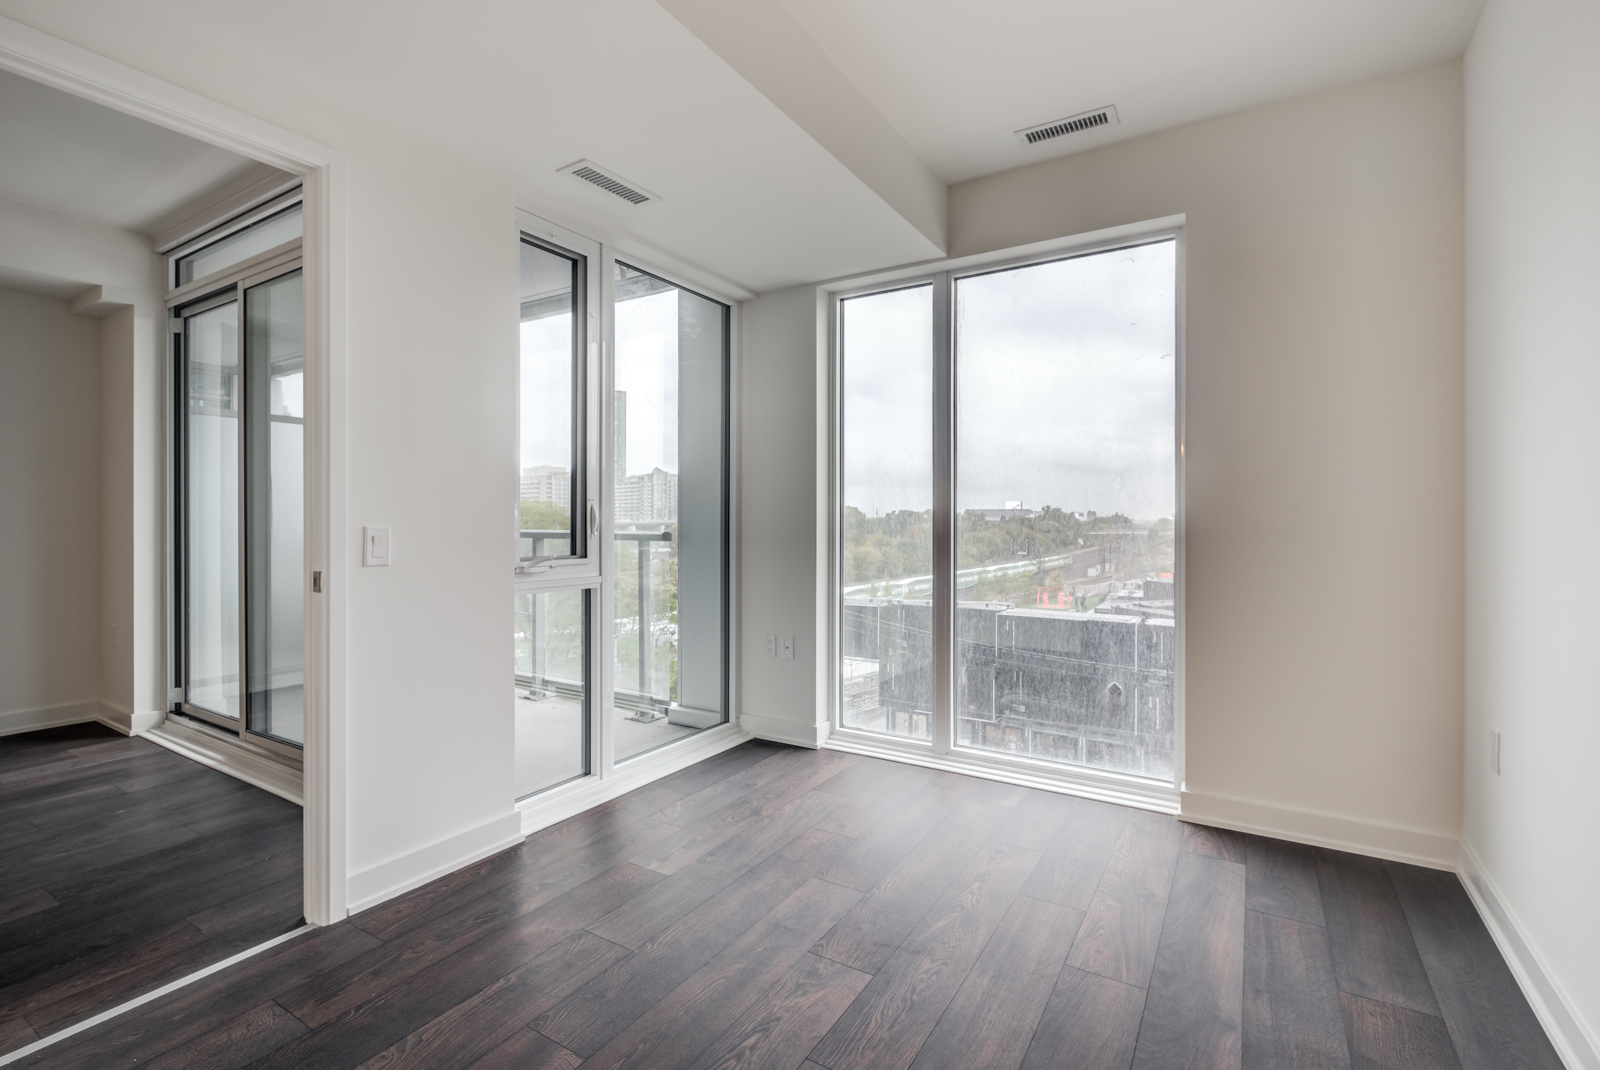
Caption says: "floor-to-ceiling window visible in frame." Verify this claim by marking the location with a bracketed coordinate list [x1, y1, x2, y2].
[171, 191, 306, 755]
[611, 262, 729, 760]
[837, 232, 1181, 790]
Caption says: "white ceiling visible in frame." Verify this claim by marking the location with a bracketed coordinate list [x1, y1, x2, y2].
[777, 0, 1487, 184]
[0, 66, 257, 233]
[0, 0, 1485, 292]
[44, 0, 944, 293]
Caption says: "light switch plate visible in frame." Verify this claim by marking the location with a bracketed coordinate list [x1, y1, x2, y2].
[363, 525, 391, 566]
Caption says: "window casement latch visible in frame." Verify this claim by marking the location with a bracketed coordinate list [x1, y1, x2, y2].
[516, 556, 554, 575]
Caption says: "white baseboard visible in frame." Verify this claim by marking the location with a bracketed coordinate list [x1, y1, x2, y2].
[0, 699, 102, 737]
[144, 716, 304, 805]
[1180, 789, 1458, 870]
[94, 702, 165, 736]
[346, 811, 524, 915]
[740, 712, 829, 749]
[1459, 840, 1600, 1070]
[518, 722, 752, 836]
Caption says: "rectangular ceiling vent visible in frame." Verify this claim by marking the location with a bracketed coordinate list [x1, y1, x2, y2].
[1015, 106, 1120, 147]
[558, 160, 660, 206]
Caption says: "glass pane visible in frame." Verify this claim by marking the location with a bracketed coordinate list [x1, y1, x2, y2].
[839, 285, 934, 742]
[515, 588, 589, 797]
[184, 301, 241, 719]
[245, 270, 305, 746]
[613, 263, 728, 760]
[519, 239, 581, 562]
[954, 240, 1177, 780]
[177, 204, 303, 286]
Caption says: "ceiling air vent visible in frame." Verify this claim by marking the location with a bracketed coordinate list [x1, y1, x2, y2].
[558, 160, 661, 206]
[1015, 106, 1120, 147]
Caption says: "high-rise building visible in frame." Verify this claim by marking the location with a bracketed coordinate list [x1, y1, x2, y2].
[520, 465, 571, 508]
[615, 467, 677, 523]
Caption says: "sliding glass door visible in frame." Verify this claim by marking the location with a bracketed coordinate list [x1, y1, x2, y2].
[837, 235, 1180, 786]
[173, 216, 305, 754]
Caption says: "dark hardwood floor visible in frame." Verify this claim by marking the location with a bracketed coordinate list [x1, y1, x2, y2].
[0, 722, 303, 1055]
[11, 739, 1563, 1070]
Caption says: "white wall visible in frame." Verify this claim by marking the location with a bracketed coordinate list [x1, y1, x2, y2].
[742, 61, 1467, 865]
[0, 6, 531, 905]
[737, 283, 829, 747]
[0, 287, 102, 731]
[0, 197, 163, 732]
[1463, 0, 1600, 1064]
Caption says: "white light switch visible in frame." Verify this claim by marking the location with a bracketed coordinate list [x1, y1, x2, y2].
[764, 634, 776, 658]
[780, 635, 795, 660]
[363, 525, 391, 566]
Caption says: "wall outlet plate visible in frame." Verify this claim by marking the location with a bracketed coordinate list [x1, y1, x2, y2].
[780, 635, 795, 660]
[764, 634, 776, 657]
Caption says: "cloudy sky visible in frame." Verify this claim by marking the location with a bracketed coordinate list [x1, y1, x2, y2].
[521, 290, 680, 478]
[842, 239, 1176, 521]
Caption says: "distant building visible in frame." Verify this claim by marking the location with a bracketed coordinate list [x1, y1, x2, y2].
[979, 506, 1037, 521]
[841, 597, 1175, 780]
[521, 465, 571, 507]
[616, 467, 677, 522]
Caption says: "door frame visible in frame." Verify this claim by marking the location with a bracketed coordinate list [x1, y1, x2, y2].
[0, 16, 351, 924]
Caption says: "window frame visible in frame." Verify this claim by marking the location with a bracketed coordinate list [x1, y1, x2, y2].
[509, 214, 744, 821]
[515, 212, 603, 588]
[827, 220, 1187, 809]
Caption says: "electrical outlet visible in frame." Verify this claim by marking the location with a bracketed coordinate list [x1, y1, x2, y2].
[764, 634, 776, 658]
[1490, 730, 1501, 775]
[780, 635, 795, 660]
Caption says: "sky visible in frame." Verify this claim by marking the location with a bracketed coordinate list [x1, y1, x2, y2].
[520, 290, 680, 478]
[843, 239, 1177, 521]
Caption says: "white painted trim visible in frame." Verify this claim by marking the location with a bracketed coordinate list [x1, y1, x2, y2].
[518, 722, 751, 836]
[0, 700, 102, 737]
[0, 14, 350, 925]
[819, 213, 1188, 297]
[94, 702, 165, 736]
[742, 712, 828, 750]
[147, 162, 300, 253]
[826, 733, 1180, 814]
[1179, 789, 1457, 870]
[0, 924, 315, 1067]
[1459, 840, 1600, 1070]
[144, 716, 304, 806]
[346, 812, 524, 915]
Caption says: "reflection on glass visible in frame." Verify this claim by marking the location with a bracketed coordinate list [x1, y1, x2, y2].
[953, 241, 1177, 779]
[178, 204, 303, 285]
[184, 301, 241, 719]
[519, 239, 581, 563]
[613, 263, 728, 761]
[838, 285, 934, 741]
[515, 589, 589, 797]
[245, 270, 305, 745]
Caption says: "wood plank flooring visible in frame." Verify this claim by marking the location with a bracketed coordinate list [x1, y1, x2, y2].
[12, 739, 1564, 1070]
[0, 722, 303, 1055]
